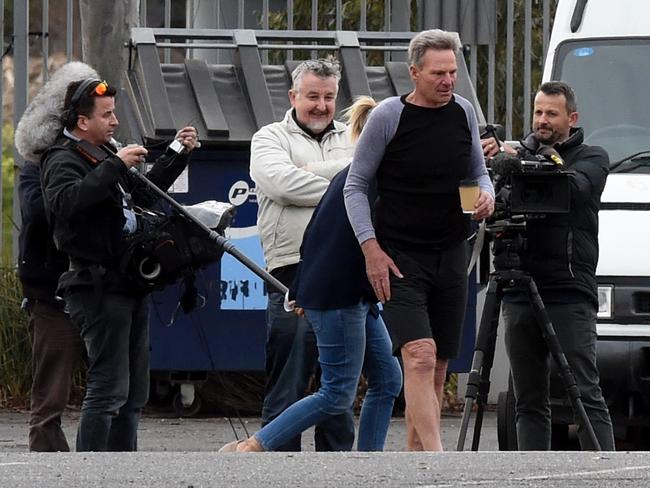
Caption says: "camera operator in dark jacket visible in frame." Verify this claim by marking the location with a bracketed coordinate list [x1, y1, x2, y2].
[41, 78, 199, 451]
[482, 81, 614, 450]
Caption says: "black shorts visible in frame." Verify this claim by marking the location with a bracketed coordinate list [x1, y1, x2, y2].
[382, 240, 468, 359]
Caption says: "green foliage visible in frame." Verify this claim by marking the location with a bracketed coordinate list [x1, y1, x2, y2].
[443, 372, 460, 411]
[0, 123, 86, 408]
[475, 0, 559, 137]
[0, 264, 85, 408]
[0, 266, 30, 407]
[2, 123, 15, 263]
[0, 124, 29, 405]
[264, 0, 398, 65]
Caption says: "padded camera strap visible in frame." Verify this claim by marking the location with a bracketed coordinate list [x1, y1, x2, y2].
[65, 138, 111, 165]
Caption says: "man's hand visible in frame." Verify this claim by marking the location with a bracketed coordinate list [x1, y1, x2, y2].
[481, 137, 500, 158]
[481, 137, 517, 159]
[176, 126, 200, 152]
[117, 144, 148, 168]
[283, 296, 305, 317]
[361, 238, 403, 304]
[294, 306, 305, 317]
[473, 190, 495, 221]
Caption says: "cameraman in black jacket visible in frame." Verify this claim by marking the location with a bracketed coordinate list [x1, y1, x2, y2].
[482, 81, 614, 450]
[41, 78, 199, 451]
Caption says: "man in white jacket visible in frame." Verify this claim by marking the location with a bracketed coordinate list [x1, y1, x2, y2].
[250, 59, 355, 451]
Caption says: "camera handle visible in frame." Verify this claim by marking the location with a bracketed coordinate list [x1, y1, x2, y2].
[127, 167, 289, 295]
[456, 268, 601, 452]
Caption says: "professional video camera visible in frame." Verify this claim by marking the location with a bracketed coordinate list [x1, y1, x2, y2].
[119, 200, 236, 295]
[489, 148, 571, 221]
[122, 166, 288, 312]
[480, 126, 574, 270]
[97, 140, 287, 314]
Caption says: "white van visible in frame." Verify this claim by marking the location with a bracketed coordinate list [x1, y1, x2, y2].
[499, 0, 650, 449]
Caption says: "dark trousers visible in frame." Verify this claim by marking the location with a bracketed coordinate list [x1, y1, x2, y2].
[503, 300, 615, 450]
[261, 292, 355, 451]
[27, 300, 83, 451]
[66, 290, 150, 452]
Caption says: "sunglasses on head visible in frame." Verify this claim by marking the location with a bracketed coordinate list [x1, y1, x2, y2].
[93, 81, 108, 96]
[69, 78, 111, 108]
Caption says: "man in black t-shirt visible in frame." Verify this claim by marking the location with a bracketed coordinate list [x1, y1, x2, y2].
[344, 29, 494, 451]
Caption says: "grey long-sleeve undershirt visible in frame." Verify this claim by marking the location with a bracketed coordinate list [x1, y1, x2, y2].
[343, 94, 494, 245]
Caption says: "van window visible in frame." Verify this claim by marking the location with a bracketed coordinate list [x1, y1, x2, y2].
[553, 39, 650, 165]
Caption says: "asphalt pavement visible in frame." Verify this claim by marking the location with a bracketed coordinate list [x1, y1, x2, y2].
[3, 409, 650, 487]
[0, 408, 498, 453]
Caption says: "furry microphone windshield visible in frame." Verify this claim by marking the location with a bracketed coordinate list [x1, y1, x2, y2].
[14, 62, 99, 163]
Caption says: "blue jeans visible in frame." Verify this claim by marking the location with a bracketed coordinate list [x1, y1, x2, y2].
[256, 301, 402, 451]
[66, 290, 150, 451]
[262, 292, 355, 451]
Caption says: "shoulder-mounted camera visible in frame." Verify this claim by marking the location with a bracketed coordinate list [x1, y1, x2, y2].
[120, 201, 235, 295]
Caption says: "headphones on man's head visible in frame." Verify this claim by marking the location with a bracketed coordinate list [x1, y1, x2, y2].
[60, 78, 106, 128]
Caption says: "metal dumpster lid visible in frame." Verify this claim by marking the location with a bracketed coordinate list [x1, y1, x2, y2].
[124, 28, 485, 148]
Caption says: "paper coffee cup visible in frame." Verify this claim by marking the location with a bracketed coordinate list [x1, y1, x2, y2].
[459, 179, 480, 214]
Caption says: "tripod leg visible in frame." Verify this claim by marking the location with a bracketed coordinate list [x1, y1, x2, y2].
[456, 276, 503, 451]
[471, 284, 505, 451]
[525, 278, 601, 451]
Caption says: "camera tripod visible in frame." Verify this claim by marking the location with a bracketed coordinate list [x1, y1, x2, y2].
[456, 224, 601, 451]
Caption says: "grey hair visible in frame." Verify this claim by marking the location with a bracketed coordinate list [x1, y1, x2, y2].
[408, 29, 462, 67]
[291, 58, 341, 93]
